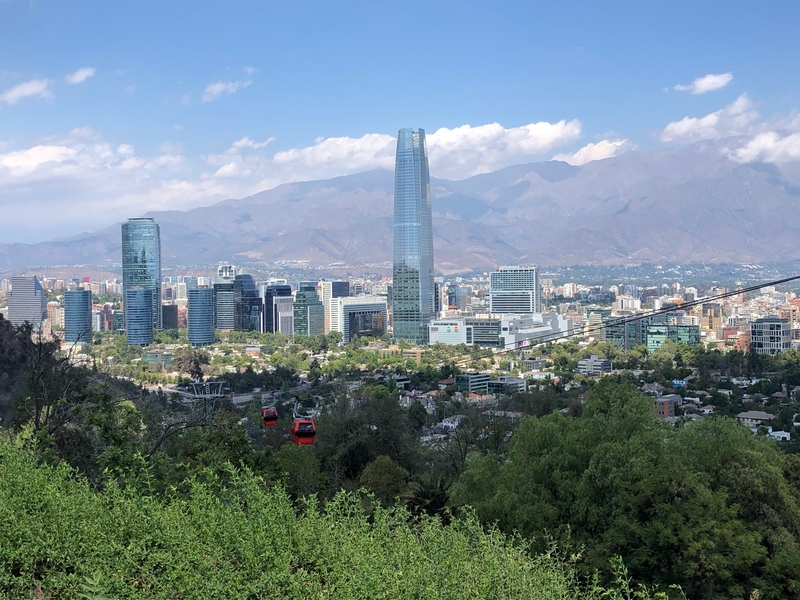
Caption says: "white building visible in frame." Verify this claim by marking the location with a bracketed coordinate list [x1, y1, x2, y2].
[489, 266, 541, 314]
[329, 296, 387, 343]
[428, 319, 472, 346]
[750, 316, 791, 355]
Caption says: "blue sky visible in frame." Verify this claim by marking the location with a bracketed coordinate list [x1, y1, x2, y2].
[2, 0, 800, 242]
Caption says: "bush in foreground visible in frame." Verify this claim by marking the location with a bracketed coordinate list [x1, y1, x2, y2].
[0, 442, 665, 600]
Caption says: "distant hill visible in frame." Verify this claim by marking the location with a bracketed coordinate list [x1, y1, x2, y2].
[2, 138, 800, 273]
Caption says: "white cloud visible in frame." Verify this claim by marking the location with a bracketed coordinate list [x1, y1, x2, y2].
[227, 136, 275, 153]
[552, 138, 634, 166]
[65, 67, 96, 84]
[271, 132, 396, 175]
[0, 145, 77, 176]
[728, 131, 800, 164]
[0, 129, 189, 240]
[0, 120, 585, 242]
[426, 121, 582, 177]
[660, 94, 758, 142]
[202, 79, 251, 102]
[0, 79, 52, 105]
[674, 72, 733, 94]
[243, 66, 259, 74]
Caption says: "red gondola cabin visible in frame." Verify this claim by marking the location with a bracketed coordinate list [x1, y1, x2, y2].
[291, 419, 316, 445]
[262, 407, 278, 427]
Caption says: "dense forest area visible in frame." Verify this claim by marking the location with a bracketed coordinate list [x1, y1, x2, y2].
[2, 314, 800, 598]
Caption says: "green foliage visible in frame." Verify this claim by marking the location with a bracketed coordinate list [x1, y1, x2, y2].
[0, 442, 657, 600]
[360, 455, 409, 506]
[452, 377, 800, 599]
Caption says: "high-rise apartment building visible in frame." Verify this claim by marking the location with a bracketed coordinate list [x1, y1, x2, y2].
[318, 280, 350, 333]
[8, 277, 47, 327]
[188, 288, 215, 347]
[392, 128, 434, 344]
[701, 303, 723, 332]
[489, 266, 541, 314]
[294, 282, 324, 336]
[46, 301, 64, 328]
[64, 289, 92, 343]
[121, 218, 162, 341]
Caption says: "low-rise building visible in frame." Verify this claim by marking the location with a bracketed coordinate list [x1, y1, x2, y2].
[488, 375, 527, 394]
[736, 410, 773, 428]
[455, 372, 490, 394]
[654, 397, 676, 419]
[576, 355, 612, 376]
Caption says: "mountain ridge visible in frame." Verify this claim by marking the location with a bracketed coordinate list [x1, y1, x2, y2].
[2, 139, 798, 273]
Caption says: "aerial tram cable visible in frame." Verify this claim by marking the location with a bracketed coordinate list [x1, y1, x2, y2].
[494, 273, 800, 355]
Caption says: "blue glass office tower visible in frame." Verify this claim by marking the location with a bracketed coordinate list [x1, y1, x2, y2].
[392, 128, 434, 344]
[122, 218, 161, 345]
[188, 288, 215, 347]
[64, 289, 93, 343]
[124, 289, 153, 346]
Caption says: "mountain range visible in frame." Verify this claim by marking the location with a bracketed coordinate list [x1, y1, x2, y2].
[2, 138, 799, 274]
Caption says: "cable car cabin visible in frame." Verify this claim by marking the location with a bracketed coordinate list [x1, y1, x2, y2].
[261, 407, 278, 427]
[291, 419, 316, 445]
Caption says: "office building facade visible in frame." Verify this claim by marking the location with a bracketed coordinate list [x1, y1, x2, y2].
[319, 280, 350, 333]
[274, 296, 295, 336]
[213, 282, 235, 330]
[162, 304, 179, 330]
[188, 288, 215, 347]
[8, 276, 47, 327]
[750, 316, 791, 355]
[262, 284, 292, 333]
[294, 282, 324, 336]
[489, 266, 541, 314]
[233, 274, 262, 331]
[64, 289, 92, 343]
[329, 296, 388, 343]
[392, 128, 434, 344]
[124, 288, 154, 346]
[121, 218, 162, 333]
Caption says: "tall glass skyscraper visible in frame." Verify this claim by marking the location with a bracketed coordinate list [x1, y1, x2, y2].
[64, 289, 93, 343]
[124, 289, 154, 346]
[122, 218, 162, 345]
[294, 282, 324, 336]
[392, 128, 434, 344]
[188, 288, 215, 347]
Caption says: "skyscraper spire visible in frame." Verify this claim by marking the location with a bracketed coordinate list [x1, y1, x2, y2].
[392, 128, 434, 344]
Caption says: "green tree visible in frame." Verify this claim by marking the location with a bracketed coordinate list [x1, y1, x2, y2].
[360, 455, 409, 506]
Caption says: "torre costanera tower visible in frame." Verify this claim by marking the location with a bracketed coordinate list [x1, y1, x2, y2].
[392, 128, 434, 344]
[121, 218, 162, 345]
